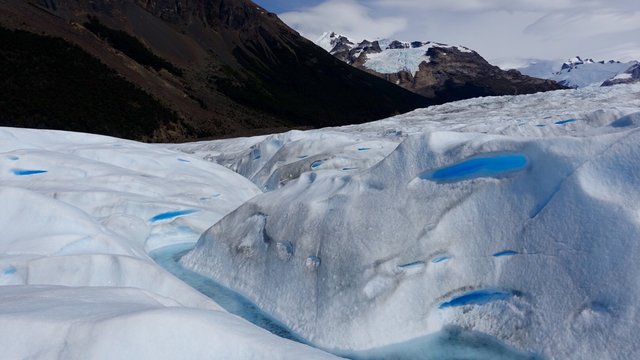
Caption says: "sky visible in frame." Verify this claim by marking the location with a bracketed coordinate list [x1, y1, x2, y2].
[253, 0, 640, 64]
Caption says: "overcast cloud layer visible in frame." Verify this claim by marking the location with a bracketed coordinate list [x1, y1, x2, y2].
[277, 0, 640, 63]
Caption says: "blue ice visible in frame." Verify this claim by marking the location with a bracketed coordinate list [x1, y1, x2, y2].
[149, 209, 199, 222]
[554, 118, 577, 125]
[250, 148, 262, 160]
[420, 153, 528, 182]
[358, 147, 371, 151]
[431, 255, 450, 263]
[398, 261, 425, 270]
[7, 155, 19, 161]
[150, 244, 301, 342]
[349, 325, 541, 360]
[3, 266, 16, 276]
[439, 289, 513, 308]
[298, 155, 308, 159]
[493, 250, 518, 257]
[342, 167, 358, 171]
[310, 160, 323, 169]
[178, 158, 191, 163]
[12, 169, 47, 176]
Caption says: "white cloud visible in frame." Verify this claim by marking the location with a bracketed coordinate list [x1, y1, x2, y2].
[279, 0, 407, 42]
[372, 0, 604, 12]
[277, 0, 640, 62]
[525, 10, 640, 39]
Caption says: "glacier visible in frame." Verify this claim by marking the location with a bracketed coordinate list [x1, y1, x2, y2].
[1, 83, 640, 359]
[178, 83, 640, 359]
[0, 128, 336, 359]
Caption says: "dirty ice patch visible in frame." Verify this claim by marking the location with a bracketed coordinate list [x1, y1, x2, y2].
[419, 153, 528, 183]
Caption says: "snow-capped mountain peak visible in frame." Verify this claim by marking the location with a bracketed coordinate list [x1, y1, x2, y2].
[315, 32, 355, 54]
[513, 56, 638, 88]
[314, 33, 561, 101]
[318, 33, 475, 75]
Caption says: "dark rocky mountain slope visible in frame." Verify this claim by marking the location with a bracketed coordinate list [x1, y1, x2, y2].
[0, 0, 430, 141]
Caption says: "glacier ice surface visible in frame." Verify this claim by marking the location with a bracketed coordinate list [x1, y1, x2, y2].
[179, 84, 640, 358]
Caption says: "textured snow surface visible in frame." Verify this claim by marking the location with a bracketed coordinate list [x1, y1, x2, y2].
[179, 83, 640, 358]
[0, 128, 336, 359]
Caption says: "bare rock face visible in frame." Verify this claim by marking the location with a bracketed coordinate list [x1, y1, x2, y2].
[602, 63, 640, 86]
[322, 34, 565, 102]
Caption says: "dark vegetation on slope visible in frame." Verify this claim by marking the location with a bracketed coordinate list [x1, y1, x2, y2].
[0, 0, 561, 142]
[83, 16, 183, 76]
[0, 26, 189, 141]
[0, 0, 431, 141]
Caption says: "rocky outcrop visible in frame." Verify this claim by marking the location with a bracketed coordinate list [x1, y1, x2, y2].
[602, 63, 640, 86]
[321, 33, 564, 102]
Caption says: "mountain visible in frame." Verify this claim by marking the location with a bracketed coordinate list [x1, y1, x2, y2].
[602, 63, 640, 86]
[0, 0, 430, 141]
[506, 56, 638, 88]
[316, 32, 563, 102]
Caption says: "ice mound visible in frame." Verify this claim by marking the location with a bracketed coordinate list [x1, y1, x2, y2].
[0, 127, 337, 359]
[0, 286, 336, 360]
[170, 130, 401, 191]
[181, 116, 640, 357]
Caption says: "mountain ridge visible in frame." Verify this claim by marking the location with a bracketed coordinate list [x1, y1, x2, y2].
[316, 32, 564, 101]
[0, 0, 430, 141]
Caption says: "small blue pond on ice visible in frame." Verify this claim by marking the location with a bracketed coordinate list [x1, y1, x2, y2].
[149, 209, 199, 222]
[420, 153, 528, 183]
[439, 289, 513, 309]
[554, 119, 577, 125]
[494, 250, 518, 257]
[3, 266, 17, 276]
[432, 255, 451, 264]
[12, 169, 47, 176]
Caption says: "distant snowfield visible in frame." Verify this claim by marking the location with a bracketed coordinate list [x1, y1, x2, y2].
[494, 57, 638, 88]
[2, 83, 640, 359]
